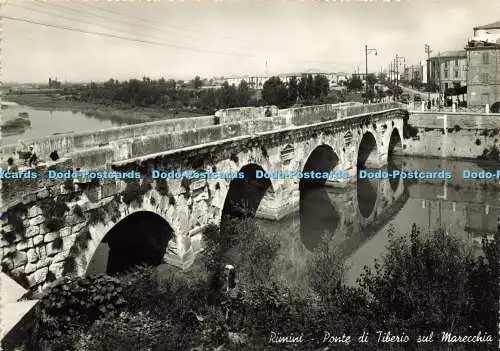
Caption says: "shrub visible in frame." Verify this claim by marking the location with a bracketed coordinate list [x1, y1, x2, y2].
[38, 275, 126, 341]
[76, 311, 171, 351]
[357, 224, 495, 341]
[307, 233, 347, 301]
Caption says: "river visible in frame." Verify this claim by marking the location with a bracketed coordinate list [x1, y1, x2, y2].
[255, 156, 498, 292]
[0, 103, 127, 145]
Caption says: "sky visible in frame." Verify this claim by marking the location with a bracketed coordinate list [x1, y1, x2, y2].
[1, 0, 499, 83]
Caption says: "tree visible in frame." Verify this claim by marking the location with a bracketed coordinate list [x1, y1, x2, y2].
[287, 76, 298, 105]
[237, 80, 251, 107]
[261, 76, 288, 108]
[218, 82, 238, 108]
[192, 76, 203, 90]
[346, 75, 363, 91]
[365, 73, 377, 88]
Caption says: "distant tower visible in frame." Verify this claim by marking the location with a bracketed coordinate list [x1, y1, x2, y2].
[49, 77, 52, 88]
[265, 61, 268, 77]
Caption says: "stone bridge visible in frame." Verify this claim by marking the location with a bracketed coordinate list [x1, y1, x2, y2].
[0, 102, 407, 290]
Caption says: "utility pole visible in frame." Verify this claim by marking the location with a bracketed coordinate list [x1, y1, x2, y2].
[425, 44, 432, 102]
[364, 44, 378, 100]
[438, 52, 442, 106]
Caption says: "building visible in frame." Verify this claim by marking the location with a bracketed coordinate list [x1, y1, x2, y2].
[420, 59, 428, 84]
[427, 50, 467, 94]
[223, 72, 337, 90]
[403, 64, 423, 83]
[465, 20, 500, 107]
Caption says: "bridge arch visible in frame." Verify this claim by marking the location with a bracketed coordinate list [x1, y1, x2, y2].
[221, 163, 274, 220]
[300, 144, 340, 190]
[388, 127, 403, 157]
[357, 131, 379, 169]
[84, 211, 173, 276]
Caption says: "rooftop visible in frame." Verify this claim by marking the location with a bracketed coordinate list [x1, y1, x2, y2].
[474, 20, 500, 30]
[429, 50, 466, 59]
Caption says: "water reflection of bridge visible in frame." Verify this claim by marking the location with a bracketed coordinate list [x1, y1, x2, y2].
[256, 162, 410, 291]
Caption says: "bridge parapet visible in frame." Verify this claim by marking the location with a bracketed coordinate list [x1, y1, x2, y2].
[290, 102, 400, 125]
[0, 115, 217, 160]
[215, 106, 279, 124]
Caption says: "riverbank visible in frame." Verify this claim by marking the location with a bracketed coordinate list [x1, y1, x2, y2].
[6, 94, 207, 124]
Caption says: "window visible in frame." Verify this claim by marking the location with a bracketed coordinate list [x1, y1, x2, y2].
[482, 52, 489, 64]
[481, 73, 489, 84]
[454, 70, 459, 78]
[455, 59, 458, 66]
[444, 61, 448, 68]
[444, 70, 449, 79]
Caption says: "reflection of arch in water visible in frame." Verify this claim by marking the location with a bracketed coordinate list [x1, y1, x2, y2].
[357, 131, 379, 168]
[356, 175, 406, 229]
[357, 177, 380, 220]
[221, 163, 273, 220]
[86, 211, 173, 276]
[300, 144, 340, 190]
[300, 186, 341, 252]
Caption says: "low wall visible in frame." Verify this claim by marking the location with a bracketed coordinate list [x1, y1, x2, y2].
[404, 112, 500, 160]
[215, 106, 278, 124]
[291, 102, 399, 125]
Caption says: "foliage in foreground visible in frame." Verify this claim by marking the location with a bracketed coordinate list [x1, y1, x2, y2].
[37, 220, 499, 351]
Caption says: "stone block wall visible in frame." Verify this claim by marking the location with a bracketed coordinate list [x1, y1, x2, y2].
[404, 112, 500, 160]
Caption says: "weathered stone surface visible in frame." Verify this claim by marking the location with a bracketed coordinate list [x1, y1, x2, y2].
[46, 243, 59, 257]
[0, 238, 10, 249]
[65, 215, 83, 226]
[12, 251, 28, 268]
[29, 215, 45, 226]
[16, 240, 30, 251]
[25, 272, 37, 287]
[39, 224, 48, 235]
[1, 258, 14, 270]
[2, 224, 15, 233]
[48, 261, 64, 276]
[22, 193, 37, 204]
[34, 267, 48, 284]
[52, 251, 67, 263]
[59, 227, 72, 237]
[27, 206, 43, 218]
[44, 232, 60, 243]
[168, 179, 183, 196]
[25, 262, 38, 274]
[36, 258, 51, 270]
[26, 226, 40, 238]
[27, 248, 39, 263]
[62, 236, 75, 251]
[33, 235, 44, 246]
[36, 189, 50, 199]
[38, 245, 47, 260]
[72, 222, 87, 233]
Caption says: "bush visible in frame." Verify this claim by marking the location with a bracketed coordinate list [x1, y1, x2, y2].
[357, 224, 498, 342]
[76, 311, 171, 351]
[38, 275, 126, 341]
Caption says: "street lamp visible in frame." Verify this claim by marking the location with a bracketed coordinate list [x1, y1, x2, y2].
[365, 45, 378, 101]
[425, 44, 432, 102]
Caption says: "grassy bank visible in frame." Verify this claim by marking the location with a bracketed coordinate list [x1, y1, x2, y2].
[6, 94, 207, 124]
